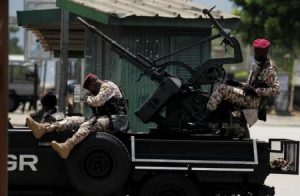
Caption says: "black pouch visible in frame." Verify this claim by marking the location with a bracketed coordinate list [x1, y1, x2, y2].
[258, 97, 268, 121]
[110, 115, 129, 133]
[51, 112, 65, 121]
[258, 107, 267, 121]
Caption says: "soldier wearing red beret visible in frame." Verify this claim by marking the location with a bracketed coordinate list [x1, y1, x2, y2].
[83, 73, 98, 89]
[200, 38, 280, 128]
[27, 73, 128, 159]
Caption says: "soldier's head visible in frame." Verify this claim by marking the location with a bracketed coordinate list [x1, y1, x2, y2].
[252, 38, 270, 64]
[83, 73, 101, 95]
[40, 92, 57, 110]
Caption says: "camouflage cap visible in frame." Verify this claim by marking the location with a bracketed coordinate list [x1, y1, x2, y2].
[83, 73, 98, 89]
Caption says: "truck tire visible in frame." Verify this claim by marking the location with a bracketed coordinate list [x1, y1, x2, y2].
[9, 92, 19, 112]
[138, 174, 200, 196]
[66, 132, 130, 195]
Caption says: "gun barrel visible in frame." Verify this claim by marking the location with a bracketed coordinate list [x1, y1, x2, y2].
[188, 8, 243, 85]
[203, 8, 242, 61]
[202, 9, 232, 45]
[77, 17, 164, 83]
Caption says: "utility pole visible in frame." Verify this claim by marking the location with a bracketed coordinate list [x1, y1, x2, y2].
[286, 54, 294, 113]
[0, 0, 8, 195]
[58, 10, 69, 114]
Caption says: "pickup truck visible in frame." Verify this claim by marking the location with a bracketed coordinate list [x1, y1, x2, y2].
[9, 7, 299, 196]
[8, 125, 299, 196]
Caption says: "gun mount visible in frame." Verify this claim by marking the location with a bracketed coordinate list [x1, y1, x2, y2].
[78, 7, 246, 137]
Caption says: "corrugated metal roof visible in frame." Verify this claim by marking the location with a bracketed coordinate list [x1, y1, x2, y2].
[66, 0, 237, 19]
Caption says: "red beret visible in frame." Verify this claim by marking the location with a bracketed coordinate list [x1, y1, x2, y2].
[253, 38, 270, 49]
[253, 38, 270, 55]
[83, 73, 98, 89]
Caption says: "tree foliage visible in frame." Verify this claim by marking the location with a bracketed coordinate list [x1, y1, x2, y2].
[9, 25, 23, 54]
[229, 0, 300, 55]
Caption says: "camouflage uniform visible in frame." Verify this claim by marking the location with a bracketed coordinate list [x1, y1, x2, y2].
[26, 75, 125, 159]
[48, 81, 122, 145]
[47, 116, 86, 133]
[207, 59, 280, 111]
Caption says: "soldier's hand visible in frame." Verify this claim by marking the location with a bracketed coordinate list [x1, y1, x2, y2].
[80, 90, 90, 102]
[225, 79, 240, 87]
[243, 84, 257, 96]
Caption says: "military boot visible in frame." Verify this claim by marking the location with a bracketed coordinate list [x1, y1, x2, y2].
[50, 139, 75, 159]
[187, 109, 212, 128]
[26, 117, 54, 139]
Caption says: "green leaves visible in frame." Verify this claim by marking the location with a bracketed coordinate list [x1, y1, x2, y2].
[229, 0, 300, 53]
[9, 25, 23, 54]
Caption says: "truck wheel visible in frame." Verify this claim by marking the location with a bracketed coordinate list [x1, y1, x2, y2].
[138, 174, 200, 196]
[66, 132, 130, 195]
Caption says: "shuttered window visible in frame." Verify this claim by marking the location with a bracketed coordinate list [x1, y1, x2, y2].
[170, 35, 209, 81]
[95, 37, 113, 80]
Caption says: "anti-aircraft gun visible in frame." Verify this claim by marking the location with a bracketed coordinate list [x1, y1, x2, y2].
[78, 7, 246, 137]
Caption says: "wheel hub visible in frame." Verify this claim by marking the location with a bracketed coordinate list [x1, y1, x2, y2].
[84, 150, 113, 179]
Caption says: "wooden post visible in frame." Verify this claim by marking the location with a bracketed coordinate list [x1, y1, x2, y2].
[58, 10, 69, 114]
[0, 0, 8, 195]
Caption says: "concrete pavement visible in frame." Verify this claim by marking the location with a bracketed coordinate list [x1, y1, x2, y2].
[250, 124, 300, 196]
[255, 111, 300, 127]
[8, 110, 31, 127]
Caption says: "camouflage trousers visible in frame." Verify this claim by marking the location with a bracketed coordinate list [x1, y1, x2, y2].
[207, 83, 261, 111]
[49, 115, 110, 145]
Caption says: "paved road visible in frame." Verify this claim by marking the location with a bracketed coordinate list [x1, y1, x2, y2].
[250, 116, 300, 196]
[9, 112, 28, 127]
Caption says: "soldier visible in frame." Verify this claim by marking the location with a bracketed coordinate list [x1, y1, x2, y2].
[28, 92, 58, 124]
[26, 73, 126, 159]
[26, 91, 85, 139]
[202, 38, 280, 121]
